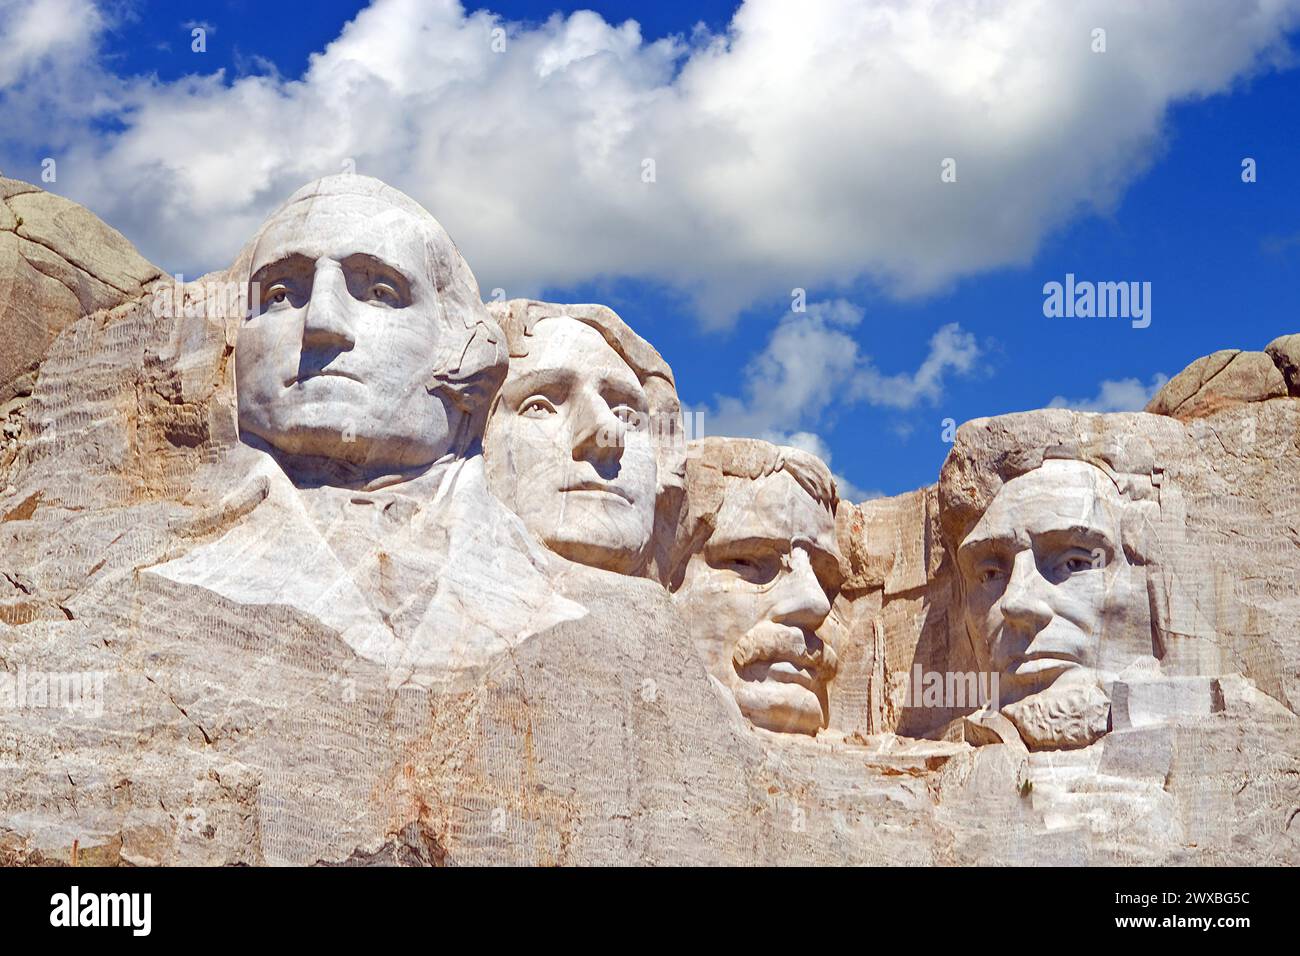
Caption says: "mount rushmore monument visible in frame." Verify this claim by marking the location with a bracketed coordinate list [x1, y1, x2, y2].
[0, 174, 1296, 865]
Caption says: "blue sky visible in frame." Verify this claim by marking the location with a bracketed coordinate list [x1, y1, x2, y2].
[2, 0, 1298, 498]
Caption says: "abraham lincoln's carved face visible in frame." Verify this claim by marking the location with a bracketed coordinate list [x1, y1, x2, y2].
[957, 459, 1146, 704]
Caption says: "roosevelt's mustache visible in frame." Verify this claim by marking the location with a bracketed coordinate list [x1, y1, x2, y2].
[732, 622, 839, 680]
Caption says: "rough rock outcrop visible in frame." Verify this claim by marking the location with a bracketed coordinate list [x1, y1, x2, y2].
[1265, 333, 1300, 396]
[1146, 347, 1287, 419]
[0, 178, 163, 407]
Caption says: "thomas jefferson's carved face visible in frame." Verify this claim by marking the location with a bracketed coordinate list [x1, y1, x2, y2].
[957, 459, 1146, 703]
[675, 470, 842, 736]
[484, 317, 657, 574]
[236, 194, 456, 475]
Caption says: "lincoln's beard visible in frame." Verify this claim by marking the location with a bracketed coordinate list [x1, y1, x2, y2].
[1001, 675, 1110, 750]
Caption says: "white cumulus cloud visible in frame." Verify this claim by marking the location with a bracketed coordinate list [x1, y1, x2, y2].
[1047, 373, 1170, 413]
[690, 298, 980, 497]
[1, 0, 1297, 322]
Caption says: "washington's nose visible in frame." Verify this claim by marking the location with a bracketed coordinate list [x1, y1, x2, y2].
[770, 547, 831, 630]
[999, 549, 1053, 632]
[301, 260, 356, 352]
[571, 394, 626, 470]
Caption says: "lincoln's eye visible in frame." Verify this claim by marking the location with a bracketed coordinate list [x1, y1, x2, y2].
[978, 565, 1003, 584]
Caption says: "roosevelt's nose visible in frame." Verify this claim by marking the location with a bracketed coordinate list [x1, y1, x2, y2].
[769, 546, 831, 630]
[570, 392, 625, 471]
[999, 549, 1054, 633]
[301, 260, 356, 352]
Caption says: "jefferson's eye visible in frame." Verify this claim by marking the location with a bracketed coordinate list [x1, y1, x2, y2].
[520, 396, 556, 418]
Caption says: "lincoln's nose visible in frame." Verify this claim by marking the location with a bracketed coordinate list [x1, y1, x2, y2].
[998, 549, 1054, 636]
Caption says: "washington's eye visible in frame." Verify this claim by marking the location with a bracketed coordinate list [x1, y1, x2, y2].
[266, 283, 291, 305]
[520, 396, 556, 418]
[612, 406, 643, 428]
[368, 282, 400, 306]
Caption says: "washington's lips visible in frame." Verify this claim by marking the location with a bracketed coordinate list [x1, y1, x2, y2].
[284, 368, 363, 387]
[560, 481, 631, 503]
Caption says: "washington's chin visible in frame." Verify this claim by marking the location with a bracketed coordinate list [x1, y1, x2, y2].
[552, 489, 652, 524]
[242, 391, 369, 444]
[732, 679, 825, 737]
[543, 531, 650, 575]
[241, 415, 443, 471]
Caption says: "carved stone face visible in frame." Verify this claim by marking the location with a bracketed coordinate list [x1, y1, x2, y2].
[675, 470, 842, 736]
[484, 317, 657, 574]
[236, 194, 455, 475]
[957, 459, 1146, 704]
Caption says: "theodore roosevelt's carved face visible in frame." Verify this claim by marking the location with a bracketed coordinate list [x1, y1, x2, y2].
[674, 468, 842, 736]
[483, 317, 657, 574]
[957, 459, 1146, 703]
[236, 194, 458, 477]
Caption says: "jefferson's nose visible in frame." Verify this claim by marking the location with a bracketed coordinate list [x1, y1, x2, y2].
[571, 393, 625, 468]
[999, 549, 1054, 632]
[301, 260, 356, 352]
[769, 547, 831, 630]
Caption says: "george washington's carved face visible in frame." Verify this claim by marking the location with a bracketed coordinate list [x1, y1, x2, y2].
[236, 194, 461, 478]
[957, 459, 1147, 704]
[674, 469, 842, 736]
[484, 316, 658, 574]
